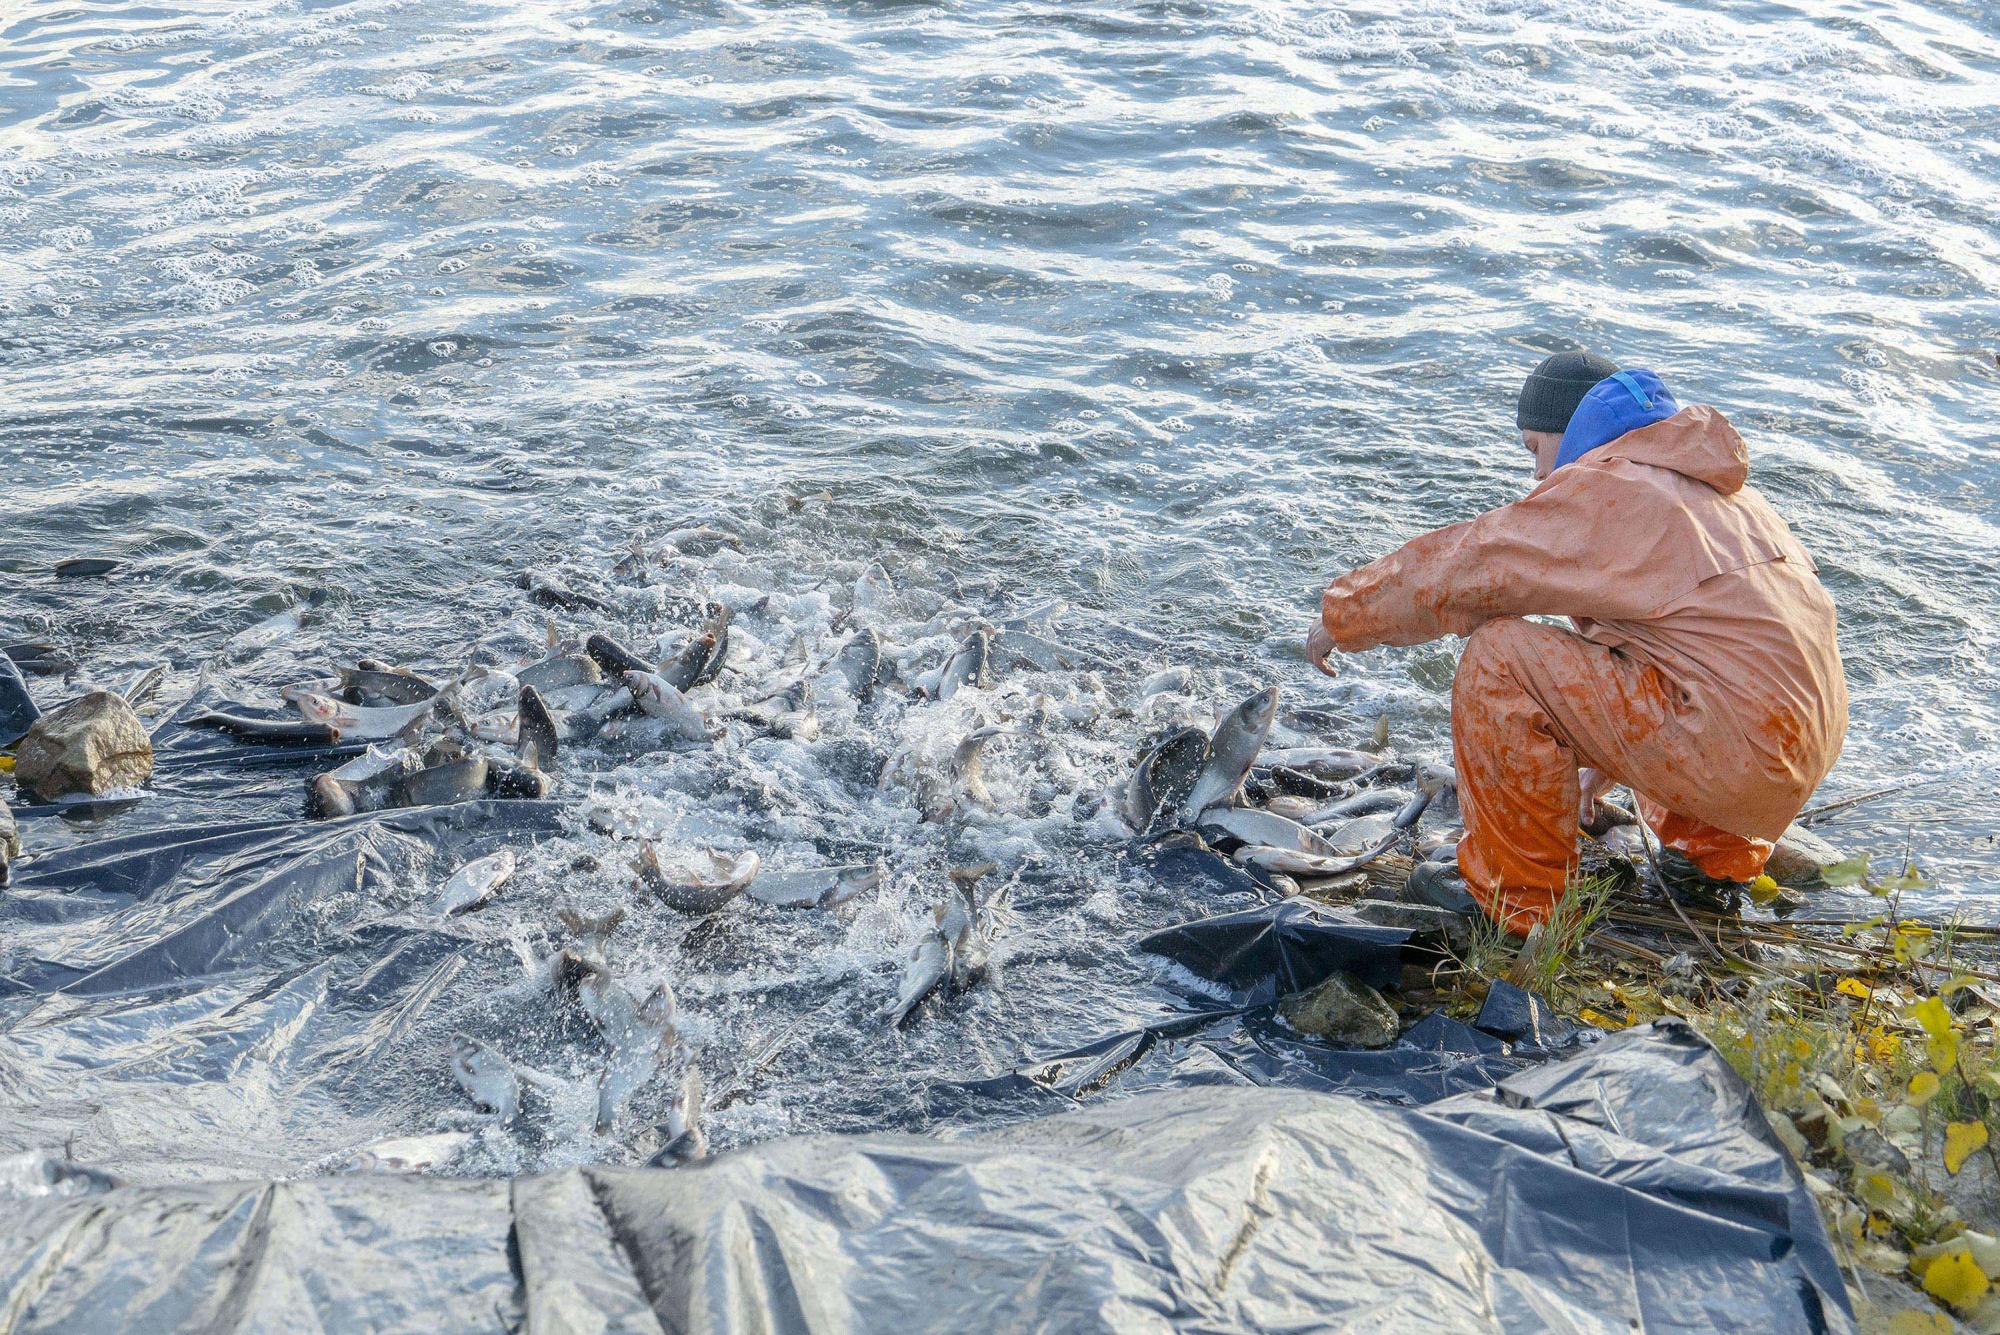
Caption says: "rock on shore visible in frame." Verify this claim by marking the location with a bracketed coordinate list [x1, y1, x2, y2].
[13, 691, 153, 802]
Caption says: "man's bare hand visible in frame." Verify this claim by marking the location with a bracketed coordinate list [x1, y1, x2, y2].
[1577, 766, 1616, 829]
[1305, 623, 1339, 678]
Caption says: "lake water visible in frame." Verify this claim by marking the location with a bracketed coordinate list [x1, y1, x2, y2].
[3, 0, 1998, 1180]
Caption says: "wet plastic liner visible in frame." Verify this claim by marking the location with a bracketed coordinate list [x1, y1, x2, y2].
[0, 1021, 1850, 1334]
[0, 755, 1852, 1332]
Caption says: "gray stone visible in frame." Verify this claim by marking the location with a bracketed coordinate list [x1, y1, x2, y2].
[1295, 869, 1370, 902]
[1351, 898, 1475, 955]
[1598, 825, 1648, 859]
[13, 691, 153, 802]
[0, 796, 15, 887]
[1399, 859, 1483, 915]
[1765, 823, 1846, 885]
[1277, 971, 1400, 1048]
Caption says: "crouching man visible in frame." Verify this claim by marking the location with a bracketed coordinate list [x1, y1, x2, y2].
[1308, 352, 1847, 935]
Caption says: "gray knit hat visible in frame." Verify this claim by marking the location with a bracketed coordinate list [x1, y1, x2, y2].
[1517, 351, 1620, 433]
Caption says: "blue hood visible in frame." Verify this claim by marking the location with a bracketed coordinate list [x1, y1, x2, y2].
[1553, 369, 1680, 471]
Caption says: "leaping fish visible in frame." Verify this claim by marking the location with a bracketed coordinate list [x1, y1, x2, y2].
[622, 671, 709, 743]
[436, 850, 517, 916]
[632, 840, 760, 915]
[745, 862, 883, 910]
[1180, 686, 1279, 823]
[594, 982, 677, 1135]
[448, 1035, 519, 1124]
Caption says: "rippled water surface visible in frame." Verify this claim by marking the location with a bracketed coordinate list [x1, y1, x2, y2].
[3, 0, 1999, 1180]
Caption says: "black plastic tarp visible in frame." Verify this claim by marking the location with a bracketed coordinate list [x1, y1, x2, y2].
[0, 1021, 1851, 1334]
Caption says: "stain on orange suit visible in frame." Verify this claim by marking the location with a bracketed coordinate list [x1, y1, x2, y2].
[1322, 407, 1847, 934]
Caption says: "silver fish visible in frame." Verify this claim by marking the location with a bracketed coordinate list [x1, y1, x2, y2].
[877, 909, 953, 1027]
[997, 597, 1065, 634]
[570, 958, 626, 1032]
[1181, 686, 1279, 823]
[119, 664, 167, 709]
[293, 691, 436, 741]
[943, 894, 986, 991]
[935, 630, 990, 701]
[657, 631, 716, 692]
[516, 655, 601, 693]
[691, 604, 732, 687]
[1139, 665, 1194, 700]
[663, 526, 742, 556]
[339, 666, 438, 707]
[951, 726, 1009, 809]
[313, 744, 420, 817]
[853, 561, 894, 619]
[1304, 788, 1412, 825]
[391, 756, 488, 808]
[1262, 794, 1322, 822]
[226, 600, 312, 655]
[1198, 806, 1345, 857]
[1123, 725, 1209, 832]
[557, 905, 625, 966]
[622, 671, 708, 743]
[878, 896, 981, 1027]
[594, 983, 677, 1134]
[449, 1035, 519, 1124]
[1256, 747, 1379, 780]
[745, 862, 882, 910]
[991, 628, 1106, 673]
[633, 840, 760, 915]
[338, 1131, 474, 1175]
[653, 1060, 707, 1164]
[516, 685, 559, 771]
[1231, 832, 1400, 878]
[465, 710, 518, 746]
[436, 849, 516, 916]
[834, 627, 883, 701]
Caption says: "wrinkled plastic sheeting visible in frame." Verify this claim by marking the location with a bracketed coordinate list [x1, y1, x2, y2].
[929, 1007, 1532, 1119]
[2, 802, 562, 997]
[0, 802, 565, 1182]
[1137, 896, 1410, 1001]
[0, 1023, 1852, 1335]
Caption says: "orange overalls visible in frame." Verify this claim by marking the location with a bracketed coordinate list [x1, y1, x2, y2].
[1321, 407, 1847, 934]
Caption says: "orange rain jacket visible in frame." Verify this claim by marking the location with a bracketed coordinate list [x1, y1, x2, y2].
[1320, 406, 1847, 928]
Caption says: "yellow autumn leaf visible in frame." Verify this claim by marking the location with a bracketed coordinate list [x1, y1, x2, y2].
[1858, 1172, 1900, 1211]
[1578, 1007, 1627, 1031]
[1886, 864, 1931, 892]
[1911, 996, 1953, 1040]
[1893, 928, 1935, 964]
[1885, 1309, 1953, 1335]
[1921, 1249, 1990, 1312]
[1865, 1027, 1902, 1062]
[1837, 977, 1874, 1000]
[1747, 874, 1781, 905]
[1928, 1031, 1961, 1074]
[1945, 1121, 1989, 1176]
[1821, 855, 1872, 887]
[1908, 1071, 1941, 1106]
[1841, 914, 1887, 937]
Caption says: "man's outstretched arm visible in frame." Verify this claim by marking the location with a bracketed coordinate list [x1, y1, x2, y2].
[1319, 466, 1684, 652]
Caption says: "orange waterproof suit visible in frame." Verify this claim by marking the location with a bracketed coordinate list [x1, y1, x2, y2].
[1320, 406, 1847, 933]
